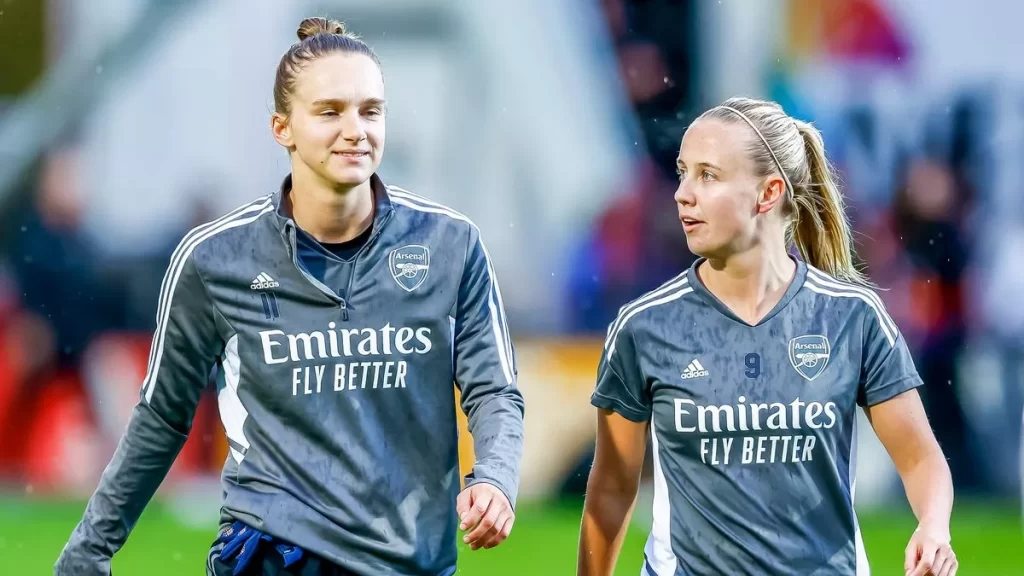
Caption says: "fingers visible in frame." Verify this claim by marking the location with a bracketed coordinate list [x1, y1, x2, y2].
[931, 545, 957, 576]
[480, 513, 515, 550]
[904, 540, 920, 574]
[464, 497, 502, 547]
[456, 489, 472, 527]
[458, 484, 516, 550]
[908, 543, 937, 576]
[459, 490, 491, 532]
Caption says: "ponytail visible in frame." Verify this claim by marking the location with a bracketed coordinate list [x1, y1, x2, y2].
[702, 98, 870, 285]
[790, 121, 869, 285]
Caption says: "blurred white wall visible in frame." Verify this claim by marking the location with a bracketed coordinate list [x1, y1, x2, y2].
[888, 0, 1024, 88]
[695, 0, 781, 105]
[63, 0, 636, 331]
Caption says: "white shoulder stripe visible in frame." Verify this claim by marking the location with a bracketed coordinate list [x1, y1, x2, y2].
[804, 280, 896, 347]
[391, 189, 517, 378]
[389, 193, 513, 371]
[144, 195, 272, 385]
[389, 192, 512, 364]
[608, 286, 693, 359]
[387, 186, 471, 220]
[390, 195, 515, 384]
[386, 184, 422, 198]
[805, 266, 898, 337]
[605, 272, 688, 340]
[605, 273, 689, 351]
[143, 199, 275, 403]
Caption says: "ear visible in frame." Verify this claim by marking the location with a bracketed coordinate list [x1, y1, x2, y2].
[271, 113, 294, 148]
[756, 175, 787, 215]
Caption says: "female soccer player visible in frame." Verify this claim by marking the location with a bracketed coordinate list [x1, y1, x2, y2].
[578, 97, 957, 576]
[56, 17, 524, 576]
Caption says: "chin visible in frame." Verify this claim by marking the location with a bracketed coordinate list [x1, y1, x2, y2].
[684, 237, 726, 261]
[684, 236, 708, 256]
[325, 167, 372, 188]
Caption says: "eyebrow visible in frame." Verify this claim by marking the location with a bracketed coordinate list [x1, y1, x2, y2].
[311, 98, 387, 108]
[676, 159, 723, 172]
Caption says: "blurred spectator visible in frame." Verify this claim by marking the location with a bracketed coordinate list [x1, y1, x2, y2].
[7, 146, 115, 369]
[568, 0, 696, 332]
[972, 223, 1024, 493]
[568, 157, 694, 332]
[866, 156, 978, 491]
[101, 179, 221, 333]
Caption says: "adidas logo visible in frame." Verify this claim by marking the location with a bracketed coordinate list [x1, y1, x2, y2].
[681, 359, 710, 379]
[250, 272, 280, 290]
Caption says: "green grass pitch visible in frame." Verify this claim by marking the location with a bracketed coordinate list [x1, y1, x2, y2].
[2, 498, 1020, 574]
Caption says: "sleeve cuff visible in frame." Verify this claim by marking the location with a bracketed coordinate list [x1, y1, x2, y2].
[463, 478, 517, 511]
[590, 392, 650, 423]
[861, 374, 924, 407]
[54, 549, 112, 576]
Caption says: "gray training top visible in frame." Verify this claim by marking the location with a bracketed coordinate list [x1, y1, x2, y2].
[56, 175, 525, 576]
[592, 257, 921, 576]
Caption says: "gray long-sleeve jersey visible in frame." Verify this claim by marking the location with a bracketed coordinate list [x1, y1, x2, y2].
[55, 175, 525, 576]
[593, 258, 922, 576]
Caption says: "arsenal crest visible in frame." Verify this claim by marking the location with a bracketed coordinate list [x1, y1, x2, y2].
[788, 335, 831, 381]
[389, 245, 430, 292]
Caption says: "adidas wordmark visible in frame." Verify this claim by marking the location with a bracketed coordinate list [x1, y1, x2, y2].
[251, 272, 280, 290]
[681, 359, 710, 379]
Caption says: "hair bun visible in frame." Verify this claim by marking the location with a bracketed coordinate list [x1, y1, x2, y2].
[297, 17, 346, 41]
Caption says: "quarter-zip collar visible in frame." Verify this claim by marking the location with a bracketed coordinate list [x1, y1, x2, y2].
[270, 173, 395, 245]
[268, 173, 396, 313]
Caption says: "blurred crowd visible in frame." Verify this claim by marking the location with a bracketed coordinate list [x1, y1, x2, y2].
[0, 0, 1022, 503]
[0, 139, 226, 492]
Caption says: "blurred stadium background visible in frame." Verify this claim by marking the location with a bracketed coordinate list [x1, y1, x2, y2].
[1, 0, 1023, 573]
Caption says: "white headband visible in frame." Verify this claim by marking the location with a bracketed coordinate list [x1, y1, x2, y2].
[712, 105, 794, 195]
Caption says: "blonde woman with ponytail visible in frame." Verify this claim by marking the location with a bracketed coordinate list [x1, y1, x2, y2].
[579, 97, 956, 576]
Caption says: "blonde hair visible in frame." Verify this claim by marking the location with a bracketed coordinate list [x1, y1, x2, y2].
[700, 97, 868, 285]
[273, 17, 382, 115]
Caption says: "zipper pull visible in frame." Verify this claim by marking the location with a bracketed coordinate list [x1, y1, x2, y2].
[339, 297, 349, 321]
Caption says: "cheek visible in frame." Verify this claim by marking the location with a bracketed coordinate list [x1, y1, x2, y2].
[703, 187, 752, 232]
[293, 121, 336, 149]
[701, 186, 738, 217]
[367, 121, 386, 147]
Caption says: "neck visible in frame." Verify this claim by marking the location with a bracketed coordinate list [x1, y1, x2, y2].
[288, 164, 374, 243]
[700, 234, 796, 324]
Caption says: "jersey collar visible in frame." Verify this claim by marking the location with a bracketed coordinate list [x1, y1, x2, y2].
[269, 173, 395, 238]
[686, 255, 807, 327]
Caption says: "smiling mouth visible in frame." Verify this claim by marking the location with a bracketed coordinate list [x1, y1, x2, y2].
[335, 150, 369, 157]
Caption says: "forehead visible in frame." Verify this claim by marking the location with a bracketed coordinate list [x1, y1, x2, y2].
[293, 52, 384, 103]
[678, 117, 754, 169]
